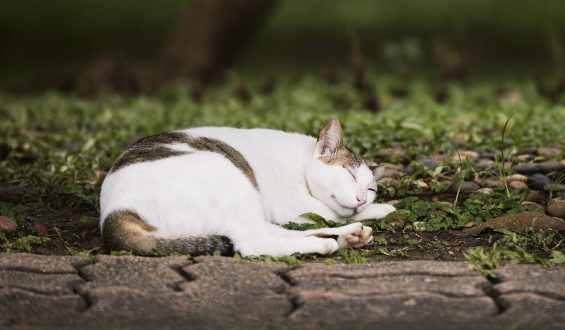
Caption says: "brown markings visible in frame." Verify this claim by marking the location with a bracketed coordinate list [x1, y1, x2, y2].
[110, 132, 192, 173]
[187, 136, 259, 189]
[102, 210, 158, 255]
[102, 209, 234, 255]
[316, 118, 363, 168]
[319, 145, 363, 168]
[109, 131, 258, 189]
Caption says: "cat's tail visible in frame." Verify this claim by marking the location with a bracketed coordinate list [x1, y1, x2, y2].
[102, 209, 234, 256]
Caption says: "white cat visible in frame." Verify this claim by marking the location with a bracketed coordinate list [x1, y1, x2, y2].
[99, 118, 396, 257]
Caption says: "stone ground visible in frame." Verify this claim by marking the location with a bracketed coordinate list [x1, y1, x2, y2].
[0, 254, 564, 330]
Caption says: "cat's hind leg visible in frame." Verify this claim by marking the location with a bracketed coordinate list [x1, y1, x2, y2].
[233, 233, 339, 257]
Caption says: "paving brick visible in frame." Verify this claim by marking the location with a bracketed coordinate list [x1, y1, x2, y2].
[289, 292, 497, 323]
[493, 264, 565, 299]
[176, 256, 292, 322]
[78, 255, 192, 293]
[78, 257, 291, 327]
[289, 260, 476, 279]
[0, 254, 563, 329]
[493, 264, 565, 282]
[0, 270, 83, 294]
[0, 288, 86, 324]
[0, 253, 88, 273]
[287, 261, 495, 324]
[497, 293, 565, 325]
[288, 274, 489, 297]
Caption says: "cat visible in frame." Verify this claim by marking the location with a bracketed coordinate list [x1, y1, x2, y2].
[99, 118, 396, 257]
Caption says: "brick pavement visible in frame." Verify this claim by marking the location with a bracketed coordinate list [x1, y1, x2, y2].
[0, 253, 563, 329]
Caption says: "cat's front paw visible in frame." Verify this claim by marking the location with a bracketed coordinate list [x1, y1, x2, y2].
[321, 238, 340, 255]
[337, 223, 373, 249]
[354, 203, 397, 221]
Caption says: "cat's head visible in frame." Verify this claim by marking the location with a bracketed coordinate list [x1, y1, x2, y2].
[306, 118, 377, 217]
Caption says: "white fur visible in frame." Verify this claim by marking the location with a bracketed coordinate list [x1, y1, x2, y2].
[100, 125, 396, 257]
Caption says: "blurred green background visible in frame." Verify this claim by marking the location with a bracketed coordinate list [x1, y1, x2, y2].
[2, 0, 565, 89]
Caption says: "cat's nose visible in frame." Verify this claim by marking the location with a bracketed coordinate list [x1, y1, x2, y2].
[356, 196, 367, 207]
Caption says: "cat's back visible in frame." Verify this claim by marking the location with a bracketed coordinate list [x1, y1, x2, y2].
[100, 126, 314, 219]
[184, 126, 314, 147]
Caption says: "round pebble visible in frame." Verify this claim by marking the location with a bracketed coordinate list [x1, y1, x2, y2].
[516, 147, 538, 155]
[403, 166, 415, 175]
[520, 201, 546, 213]
[539, 160, 565, 173]
[439, 201, 454, 208]
[509, 181, 528, 191]
[538, 147, 562, 158]
[415, 180, 429, 190]
[463, 221, 476, 228]
[388, 217, 405, 230]
[527, 173, 551, 191]
[512, 163, 541, 174]
[478, 178, 504, 189]
[382, 148, 408, 161]
[506, 174, 528, 183]
[452, 150, 479, 161]
[449, 135, 469, 147]
[452, 181, 480, 193]
[382, 168, 400, 179]
[526, 190, 549, 204]
[0, 216, 17, 234]
[547, 198, 565, 219]
[476, 188, 494, 194]
[417, 158, 440, 170]
[378, 178, 400, 188]
[476, 159, 494, 169]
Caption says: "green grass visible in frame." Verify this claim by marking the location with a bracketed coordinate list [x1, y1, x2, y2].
[466, 228, 565, 277]
[1, 73, 565, 266]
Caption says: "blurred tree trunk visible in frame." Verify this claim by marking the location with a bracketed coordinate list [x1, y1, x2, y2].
[75, 0, 278, 94]
[162, 0, 278, 79]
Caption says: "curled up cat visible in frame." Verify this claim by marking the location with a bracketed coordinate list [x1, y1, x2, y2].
[100, 118, 396, 257]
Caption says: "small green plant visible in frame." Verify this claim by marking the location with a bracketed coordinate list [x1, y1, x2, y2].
[335, 248, 368, 264]
[547, 171, 565, 200]
[110, 250, 134, 256]
[283, 213, 340, 230]
[3, 235, 50, 252]
[374, 246, 408, 257]
[241, 253, 304, 266]
[496, 112, 519, 198]
[466, 228, 565, 277]
[451, 146, 465, 209]
[65, 246, 100, 260]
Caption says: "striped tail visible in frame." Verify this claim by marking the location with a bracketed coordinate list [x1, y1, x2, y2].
[102, 210, 233, 256]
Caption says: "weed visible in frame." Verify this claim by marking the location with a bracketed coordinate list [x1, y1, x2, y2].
[548, 171, 565, 200]
[497, 112, 519, 198]
[109, 250, 134, 256]
[374, 246, 408, 257]
[451, 145, 464, 209]
[242, 254, 305, 266]
[335, 248, 368, 264]
[3, 235, 50, 252]
[465, 228, 565, 277]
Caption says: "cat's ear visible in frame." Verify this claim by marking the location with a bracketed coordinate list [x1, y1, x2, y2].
[316, 118, 343, 156]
